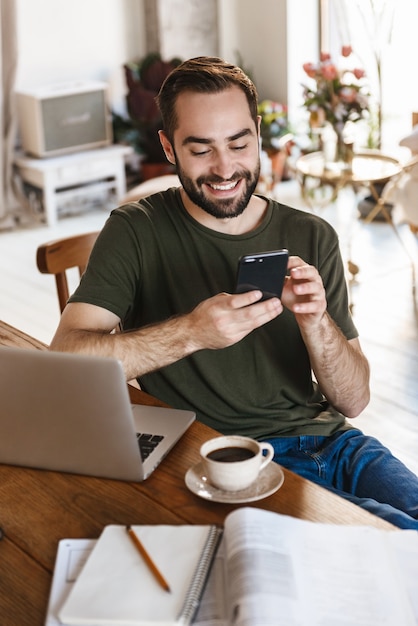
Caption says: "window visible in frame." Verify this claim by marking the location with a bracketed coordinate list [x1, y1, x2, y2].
[320, 0, 418, 151]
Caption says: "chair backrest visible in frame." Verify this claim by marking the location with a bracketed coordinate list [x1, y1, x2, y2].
[119, 174, 180, 204]
[36, 231, 100, 313]
[381, 155, 418, 232]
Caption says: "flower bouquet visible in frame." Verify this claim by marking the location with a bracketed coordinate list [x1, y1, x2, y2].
[302, 46, 370, 162]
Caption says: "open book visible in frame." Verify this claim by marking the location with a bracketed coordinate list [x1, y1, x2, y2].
[194, 507, 418, 626]
[47, 508, 418, 626]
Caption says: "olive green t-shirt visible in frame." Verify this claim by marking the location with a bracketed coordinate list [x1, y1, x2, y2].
[70, 188, 358, 438]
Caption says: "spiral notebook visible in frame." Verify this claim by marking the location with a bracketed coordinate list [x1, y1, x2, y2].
[57, 524, 222, 626]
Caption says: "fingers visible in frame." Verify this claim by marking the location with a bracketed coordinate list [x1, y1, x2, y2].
[191, 291, 283, 350]
[234, 293, 283, 328]
[216, 291, 283, 336]
[283, 256, 327, 317]
[225, 289, 264, 308]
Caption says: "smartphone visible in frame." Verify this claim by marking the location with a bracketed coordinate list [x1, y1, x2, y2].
[235, 249, 289, 301]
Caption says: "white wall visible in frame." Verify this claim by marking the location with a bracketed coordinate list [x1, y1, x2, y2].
[158, 0, 218, 59]
[218, 0, 318, 130]
[14, 0, 316, 124]
[219, 0, 289, 102]
[286, 0, 319, 129]
[15, 0, 146, 116]
[319, 0, 418, 150]
[340, 0, 418, 148]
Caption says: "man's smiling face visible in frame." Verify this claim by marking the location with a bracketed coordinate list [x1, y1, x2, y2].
[160, 86, 260, 221]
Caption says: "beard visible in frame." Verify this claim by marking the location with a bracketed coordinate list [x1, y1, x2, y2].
[175, 159, 260, 220]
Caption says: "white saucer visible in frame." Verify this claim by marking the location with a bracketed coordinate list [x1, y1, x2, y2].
[184, 461, 284, 503]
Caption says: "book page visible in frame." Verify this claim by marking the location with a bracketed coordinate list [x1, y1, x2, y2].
[220, 507, 416, 626]
[387, 530, 418, 622]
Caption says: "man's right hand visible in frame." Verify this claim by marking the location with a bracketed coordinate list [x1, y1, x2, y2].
[186, 291, 283, 351]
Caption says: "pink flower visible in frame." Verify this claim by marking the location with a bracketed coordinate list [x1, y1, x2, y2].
[302, 62, 317, 78]
[301, 49, 369, 128]
[353, 68, 365, 80]
[340, 87, 358, 103]
[321, 63, 338, 81]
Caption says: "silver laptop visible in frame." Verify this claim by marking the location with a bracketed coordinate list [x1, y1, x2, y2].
[0, 347, 195, 482]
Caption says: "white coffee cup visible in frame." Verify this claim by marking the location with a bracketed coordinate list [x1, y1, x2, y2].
[200, 435, 274, 492]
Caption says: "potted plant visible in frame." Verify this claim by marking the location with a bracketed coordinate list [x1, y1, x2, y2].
[257, 99, 293, 182]
[113, 52, 182, 181]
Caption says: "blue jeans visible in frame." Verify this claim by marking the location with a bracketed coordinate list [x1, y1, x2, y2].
[263, 429, 418, 529]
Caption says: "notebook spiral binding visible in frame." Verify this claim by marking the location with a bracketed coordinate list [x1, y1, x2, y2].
[177, 525, 223, 624]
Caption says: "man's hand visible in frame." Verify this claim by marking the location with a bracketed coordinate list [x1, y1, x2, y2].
[281, 256, 327, 329]
[187, 290, 283, 351]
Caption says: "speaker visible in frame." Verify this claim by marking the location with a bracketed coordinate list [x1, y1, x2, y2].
[16, 81, 113, 158]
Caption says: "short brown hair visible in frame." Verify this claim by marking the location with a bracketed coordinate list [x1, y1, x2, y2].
[156, 56, 259, 142]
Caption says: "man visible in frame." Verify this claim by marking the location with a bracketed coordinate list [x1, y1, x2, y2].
[50, 57, 418, 528]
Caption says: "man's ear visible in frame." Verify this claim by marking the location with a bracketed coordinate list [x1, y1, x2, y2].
[256, 115, 261, 137]
[158, 130, 176, 164]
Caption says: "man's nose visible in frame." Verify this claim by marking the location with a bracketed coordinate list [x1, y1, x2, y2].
[210, 150, 236, 179]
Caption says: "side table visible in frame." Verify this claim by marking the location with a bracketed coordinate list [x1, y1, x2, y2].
[295, 150, 402, 219]
[294, 150, 416, 300]
[14, 144, 133, 227]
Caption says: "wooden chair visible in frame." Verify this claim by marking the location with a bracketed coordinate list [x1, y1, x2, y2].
[381, 154, 418, 234]
[119, 174, 180, 204]
[36, 231, 100, 313]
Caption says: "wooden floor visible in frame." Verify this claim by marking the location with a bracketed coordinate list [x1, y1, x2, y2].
[1, 180, 417, 475]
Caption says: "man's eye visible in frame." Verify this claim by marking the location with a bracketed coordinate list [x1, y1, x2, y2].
[232, 144, 248, 151]
[191, 149, 210, 156]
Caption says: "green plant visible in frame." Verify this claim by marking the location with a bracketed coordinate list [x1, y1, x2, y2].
[113, 52, 182, 163]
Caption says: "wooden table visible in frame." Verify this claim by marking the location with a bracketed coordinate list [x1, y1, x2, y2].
[0, 320, 395, 626]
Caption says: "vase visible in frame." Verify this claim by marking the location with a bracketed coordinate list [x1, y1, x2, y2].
[257, 148, 287, 194]
[322, 124, 353, 171]
[335, 129, 354, 168]
[267, 148, 287, 183]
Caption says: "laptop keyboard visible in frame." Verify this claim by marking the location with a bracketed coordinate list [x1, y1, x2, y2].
[136, 433, 165, 461]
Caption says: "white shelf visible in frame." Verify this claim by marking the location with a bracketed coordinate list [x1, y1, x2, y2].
[14, 145, 133, 226]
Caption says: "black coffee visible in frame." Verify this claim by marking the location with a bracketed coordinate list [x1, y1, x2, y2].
[207, 446, 256, 463]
